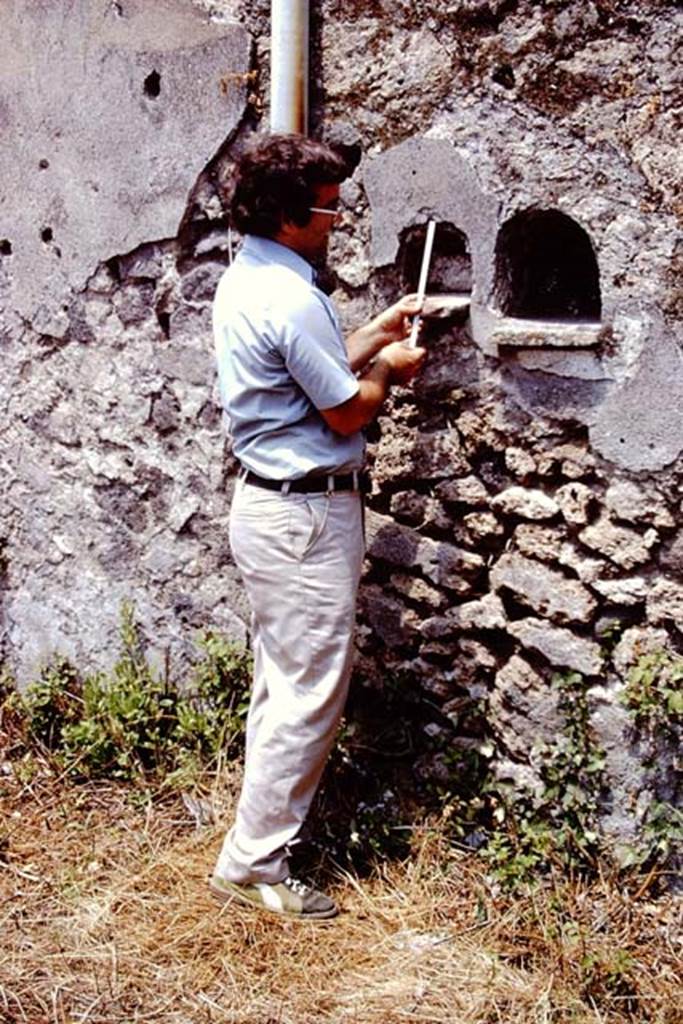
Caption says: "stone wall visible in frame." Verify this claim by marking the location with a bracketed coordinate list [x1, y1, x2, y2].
[1, 0, 681, 853]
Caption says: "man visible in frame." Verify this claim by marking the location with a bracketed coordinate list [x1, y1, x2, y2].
[210, 133, 425, 920]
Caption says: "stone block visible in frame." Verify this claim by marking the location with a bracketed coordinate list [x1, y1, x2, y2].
[373, 427, 470, 482]
[112, 282, 156, 327]
[155, 343, 214, 387]
[151, 388, 181, 435]
[421, 540, 484, 593]
[504, 446, 537, 478]
[556, 482, 596, 525]
[456, 407, 507, 455]
[389, 491, 429, 526]
[612, 626, 671, 677]
[659, 530, 683, 574]
[359, 585, 420, 648]
[558, 543, 607, 584]
[421, 593, 506, 637]
[389, 573, 445, 609]
[365, 512, 421, 568]
[605, 480, 675, 529]
[507, 617, 603, 676]
[118, 243, 168, 281]
[646, 578, 683, 630]
[462, 511, 504, 540]
[450, 593, 508, 631]
[489, 655, 563, 760]
[180, 263, 226, 304]
[513, 524, 565, 562]
[420, 615, 454, 640]
[434, 475, 490, 508]
[536, 443, 595, 479]
[579, 515, 659, 569]
[591, 577, 649, 606]
[587, 679, 656, 851]
[491, 486, 560, 520]
[491, 551, 597, 624]
[366, 511, 483, 593]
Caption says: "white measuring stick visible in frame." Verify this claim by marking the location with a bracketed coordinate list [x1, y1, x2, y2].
[407, 219, 436, 348]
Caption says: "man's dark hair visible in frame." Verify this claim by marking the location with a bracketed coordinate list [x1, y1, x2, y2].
[227, 133, 349, 237]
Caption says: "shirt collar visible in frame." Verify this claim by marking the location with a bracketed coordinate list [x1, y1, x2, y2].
[241, 235, 315, 285]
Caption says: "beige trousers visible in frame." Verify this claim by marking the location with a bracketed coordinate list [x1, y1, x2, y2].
[215, 478, 365, 884]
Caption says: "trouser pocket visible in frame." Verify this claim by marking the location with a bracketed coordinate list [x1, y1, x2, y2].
[287, 495, 330, 561]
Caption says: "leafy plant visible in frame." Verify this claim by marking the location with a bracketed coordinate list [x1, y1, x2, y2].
[21, 657, 84, 750]
[621, 648, 683, 733]
[13, 603, 252, 785]
[174, 630, 251, 760]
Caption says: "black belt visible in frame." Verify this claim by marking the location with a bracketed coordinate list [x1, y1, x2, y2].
[241, 468, 368, 494]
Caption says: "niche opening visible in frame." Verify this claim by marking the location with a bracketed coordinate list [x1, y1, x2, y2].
[144, 70, 161, 98]
[399, 221, 473, 322]
[495, 210, 601, 321]
[401, 221, 472, 295]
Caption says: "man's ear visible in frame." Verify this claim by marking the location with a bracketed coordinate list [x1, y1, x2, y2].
[275, 215, 306, 246]
[273, 218, 292, 244]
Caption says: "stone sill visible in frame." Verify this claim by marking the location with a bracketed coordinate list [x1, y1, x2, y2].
[422, 293, 471, 320]
[490, 317, 603, 348]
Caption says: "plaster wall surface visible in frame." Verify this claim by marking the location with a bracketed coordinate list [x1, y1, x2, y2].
[0, 0, 250, 332]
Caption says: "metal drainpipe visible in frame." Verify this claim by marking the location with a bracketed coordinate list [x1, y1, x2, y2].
[270, 0, 309, 134]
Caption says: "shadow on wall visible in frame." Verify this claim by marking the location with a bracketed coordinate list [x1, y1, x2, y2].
[400, 220, 472, 296]
[494, 209, 602, 323]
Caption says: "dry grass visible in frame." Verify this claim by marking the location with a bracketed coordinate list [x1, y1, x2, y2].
[0, 761, 681, 1024]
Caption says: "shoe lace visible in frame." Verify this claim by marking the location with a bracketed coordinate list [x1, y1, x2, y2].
[284, 877, 312, 896]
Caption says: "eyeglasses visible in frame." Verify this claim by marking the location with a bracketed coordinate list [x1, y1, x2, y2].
[309, 205, 341, 217]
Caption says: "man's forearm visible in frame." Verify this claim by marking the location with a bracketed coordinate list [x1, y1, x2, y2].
[346, 321, 394, 373]
[320, 357, 392, 436]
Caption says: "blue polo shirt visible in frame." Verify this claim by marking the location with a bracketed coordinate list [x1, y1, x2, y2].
[212, 235, 364, 479]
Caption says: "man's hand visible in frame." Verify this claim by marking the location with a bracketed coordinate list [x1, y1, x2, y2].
[376, 340, 426, 385]
[320, 340, 426, 436]
[346, 294, 423, 372]
[369, 294, 423, 345]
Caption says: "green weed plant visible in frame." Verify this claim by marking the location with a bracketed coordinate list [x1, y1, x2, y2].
[9, 603, 251, 785]
[621, 648, 683, 733]
[3, 610, 680, 890]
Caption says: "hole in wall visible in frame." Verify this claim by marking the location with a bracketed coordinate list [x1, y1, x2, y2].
[106, 256, 121, 283]
[399, 221, 472, 295]
[494, 209, 601, 320]
[156, 310, 171, 338]
[144, 70, 161, 98]
[41, 227, 53, 243]
[0, 239, 12, 256]
[492, 63, 515, 89]
[38, 158, 50, 170]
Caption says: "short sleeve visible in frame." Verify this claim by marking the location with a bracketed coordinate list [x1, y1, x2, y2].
[278, 291, 360, 410]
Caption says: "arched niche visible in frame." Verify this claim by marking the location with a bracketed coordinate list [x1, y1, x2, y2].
[494, 210, 601, 322]
[400, 221, 472, 296]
